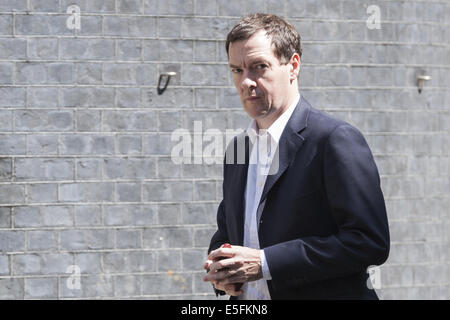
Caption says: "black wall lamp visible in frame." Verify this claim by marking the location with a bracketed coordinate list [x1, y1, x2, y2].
[157, 72, 177, 95]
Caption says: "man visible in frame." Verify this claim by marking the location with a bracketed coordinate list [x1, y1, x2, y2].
[203, 13, 390, 300]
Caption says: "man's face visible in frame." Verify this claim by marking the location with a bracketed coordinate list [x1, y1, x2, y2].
[228, 30, 297, 123]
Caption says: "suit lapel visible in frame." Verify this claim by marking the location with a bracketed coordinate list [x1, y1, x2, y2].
[228, 133, 252, 246]
[258, 96, 311, 208]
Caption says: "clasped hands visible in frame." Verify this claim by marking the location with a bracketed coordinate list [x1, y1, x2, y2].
[202, 244, 263, 296]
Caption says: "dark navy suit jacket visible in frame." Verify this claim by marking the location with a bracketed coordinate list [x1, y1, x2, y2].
[208, 96, 390, 300]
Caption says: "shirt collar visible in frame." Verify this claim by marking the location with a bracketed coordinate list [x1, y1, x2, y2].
[246, 93, 301, 145]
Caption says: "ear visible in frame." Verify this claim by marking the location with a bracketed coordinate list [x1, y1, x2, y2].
[289, 53, 301, 81]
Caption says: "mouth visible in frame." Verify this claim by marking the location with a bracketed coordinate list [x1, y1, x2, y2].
[245, 96, 260, 101]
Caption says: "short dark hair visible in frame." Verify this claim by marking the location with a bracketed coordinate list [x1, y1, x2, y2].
[225, 13, 302, 64]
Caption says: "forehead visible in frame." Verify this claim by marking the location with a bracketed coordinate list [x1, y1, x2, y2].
[228, 30, 277, 63]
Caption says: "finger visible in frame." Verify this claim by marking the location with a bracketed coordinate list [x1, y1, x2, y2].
[210, 256, 244, 272]
[203, 259, 213, 270]
[202, 269, 230, 282]
[208, 248, 234, 261]
[224, 284, 243, 296]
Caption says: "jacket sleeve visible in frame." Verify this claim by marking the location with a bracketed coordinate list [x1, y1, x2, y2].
[264, 124, 390, 291]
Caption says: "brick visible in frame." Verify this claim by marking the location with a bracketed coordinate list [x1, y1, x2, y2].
[182, 18, 230, 39]
[0, 207, 10, 227]
[194, 41, 216, 62]
[117, 135, 142, 155]
[157, 157, 182, 179]
[117, 182, 142, 202]
[103, 204, 156, 226]
[75, 252, 101, 274]
[60, 274, 114, 298]
[60, 134, 115, 155]
[193, 227, 215, 248]
[27, 230, 58, 251]
[182, 249, 207, 271]
[25, 277, 57, 299]
[143, 227, 193, 249]
[195, 0, 217, 16]
[16, 62, 74, 85]
[27, 183, 58, 203]
[14, 158, 74, 181]
[117, 0, 143, 14]
[77, 15, 103, 36]
[76, 63, 102, 84]
[144, 0, 195, 15]
[218, 87, 242, 109]
[60, 0, 115, 13]
[0, 87, 26, 107]
[76, 110, 102, 132]
[193, 181, 216, 201]
[103, 251, 155, 273]
[27, 135, 58, 155]
[14, 110, 73, 132]
[0, 63, 13, 84]
[142, 133, 173, 155]
[157, 249, 182, 271]
[182, 63, 228, 86]
[0, 185, 25, 204]
[143, 181, 193, 202]
[0, 230, 25, 252]
[76, 158, 102, 180]
[15, 14, 74, 36]
[26, 87, 59, 108]
[143, 40, 193, 62]
[103, 111, 157, 132]
[142, 87, 193, 108]
[0, 158, 11, 181]
[118, 39, 142, 61]
[116, 87, 141, 108]
[0, 14, 12, 35]
[13, 253, 73, 275]
[74, 205, 102, 227]
[27, 38, 58, 59]
[103, 158, 156, 179]
[0, 278, 24, 299]
[59, 182, 114, 202]
[104, 16, 157, 37]
[157, 17, 182, 37]
[30, 0, 60, 12]
[114, 275, 141, 297]
[60, 229, 114, 250]
[182, 203, 217, 225]
[142, 272, 192, 295]
[0, 109, 12, 131]
[0, 38, 26, 59]
[217, 0, 261, 16]
[116, 229, 141, 249]
[157, 204, 182, 225]
[0, 0, 27, 11]
[195, 88, 217, 109]
[0, 255, 9, 275]
[13, 206, 41, 228]
[60, 38, 115, 60]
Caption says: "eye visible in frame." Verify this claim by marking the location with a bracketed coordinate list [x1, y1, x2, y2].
[256, 64, 268, 70]
[231, 68, 242, 74]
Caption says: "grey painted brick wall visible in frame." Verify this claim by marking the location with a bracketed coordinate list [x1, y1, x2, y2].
[0, 0, 448, 299]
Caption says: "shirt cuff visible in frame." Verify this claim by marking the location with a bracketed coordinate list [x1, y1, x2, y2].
[260, 249, 272, 280]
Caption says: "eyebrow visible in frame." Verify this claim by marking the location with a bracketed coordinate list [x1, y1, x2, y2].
[229, 60, 268, 69]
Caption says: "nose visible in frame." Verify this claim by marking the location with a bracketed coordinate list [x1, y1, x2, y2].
[240, 70, 257, 91]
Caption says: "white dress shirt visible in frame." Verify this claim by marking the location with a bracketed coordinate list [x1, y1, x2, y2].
[238, 94, 300, 300]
